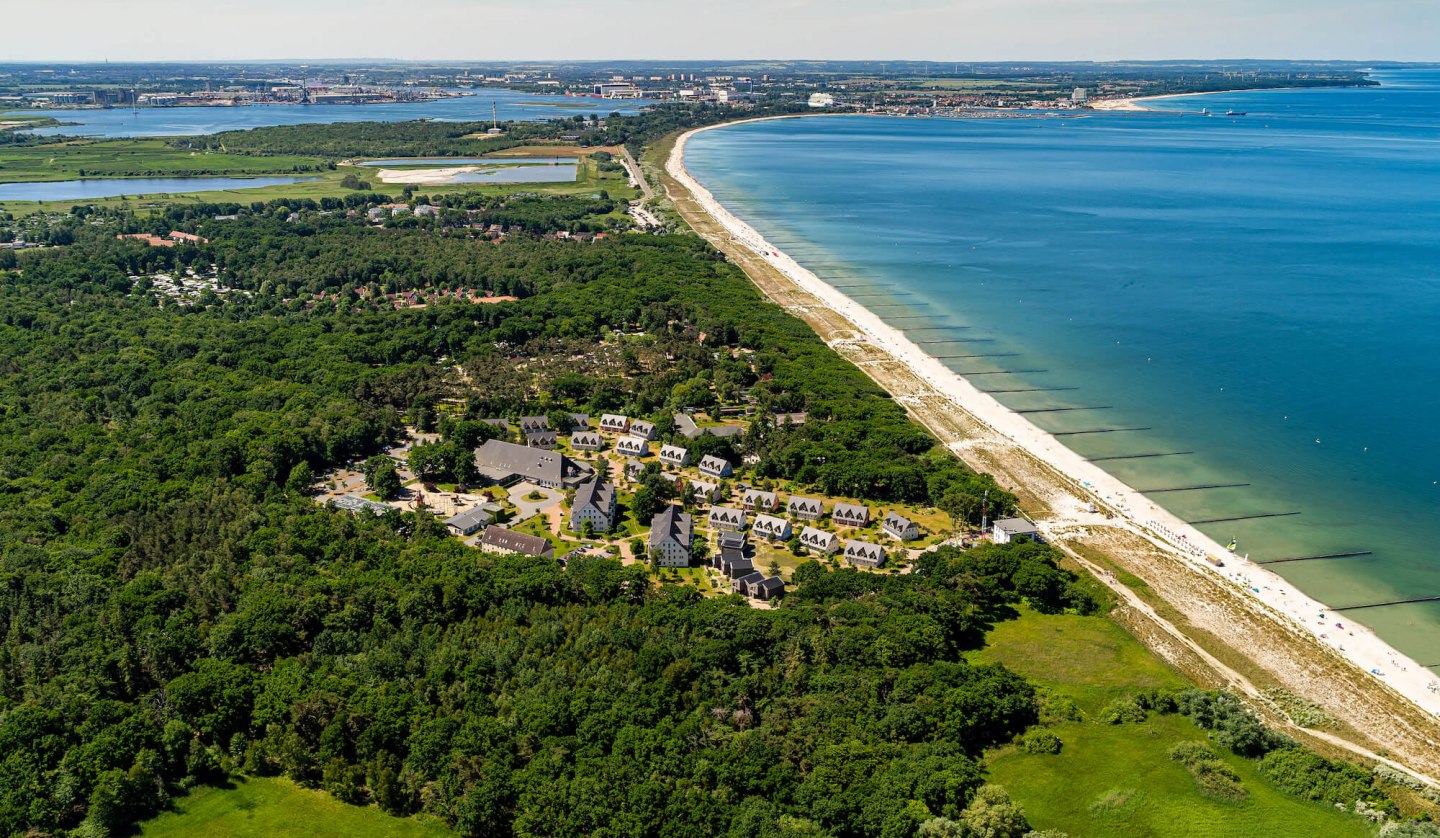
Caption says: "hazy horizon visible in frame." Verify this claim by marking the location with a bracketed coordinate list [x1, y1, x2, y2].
[9, 0, 1439, 64]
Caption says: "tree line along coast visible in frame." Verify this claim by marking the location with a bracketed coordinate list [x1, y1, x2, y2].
[0, 97, 1438, 837]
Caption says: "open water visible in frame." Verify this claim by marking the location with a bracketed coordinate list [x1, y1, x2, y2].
[0, 176, 314, 201]
[685, 71, 1440, 662]
[18, 88, 653, 138]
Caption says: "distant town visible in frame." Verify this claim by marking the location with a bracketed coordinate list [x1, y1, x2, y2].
[0, 58, 1388, 115]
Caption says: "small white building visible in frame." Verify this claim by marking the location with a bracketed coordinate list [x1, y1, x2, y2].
[658, 444, 691, 468]
[808, 92, 835, 108]
[687, 479, 720, 504]
[799, 526, 840, 555]
[615, 436, 649, 457]
[600, 413, 630, 434]
[709, 505, 747, 532]
[882, 511, 920, 542]
[787, 496, 824, 521]
[742, 488, 778, 513]
[628, 420, 658, 441]
[752, 514, 792, 542]
[570, 431, 604, 451]
[993, 517, 1042, 545]
[844, 540, 886, 568]
[698, 455, 733, 479]
[832, 502, 870, 528]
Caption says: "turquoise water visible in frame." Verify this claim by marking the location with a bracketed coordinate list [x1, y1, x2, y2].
[16, 88, 653, 138]
[685, 71, 1440, 661]
[0, 176, 314, 201]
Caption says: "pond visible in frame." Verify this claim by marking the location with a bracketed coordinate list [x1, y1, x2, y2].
[0, 176, 316, 202]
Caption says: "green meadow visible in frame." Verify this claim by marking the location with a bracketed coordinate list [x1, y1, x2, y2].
[974, 608, 1376, 838]
[139, 777, 453, 838]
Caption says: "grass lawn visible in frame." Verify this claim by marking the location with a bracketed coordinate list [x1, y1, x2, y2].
[139, 776, 452, 838]
[0, 138, 325, 182]
[976, 607, 1376, 837]
[0, 153, 636, 216]
[510, 515, 576, 551]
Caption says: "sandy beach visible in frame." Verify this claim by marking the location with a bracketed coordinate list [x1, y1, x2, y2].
[664, 117, 1440, 769]
[1090, 85, 1335, 112]
[373, 165, 484, 185]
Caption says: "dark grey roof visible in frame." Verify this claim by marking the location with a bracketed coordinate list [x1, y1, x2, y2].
[481, 527, 553, 557]
[844, 540, 886, 563]
[445, 505, 494, 531]
[574, 479, 615, 516]
[756, 577, 785, 593]
[569, 413, 591, 429]
[717, 530, 746, 549]
[649, 505, 693, 549]
[519, 415, 549, 431]
[788, 496, 824, 514]
[884, 511, 915, 529]
[673, 413, 701, 439]
[994, 517, 1039, 535]
[725, 559, 754, 577]
[736, 571, 765, 586]
[475, 439, 587, 486]
[525, 431, 558, 445]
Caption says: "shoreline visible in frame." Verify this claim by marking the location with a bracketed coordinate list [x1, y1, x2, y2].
[1090, 84, 1364, 112]
[664, 116, 1440, 743]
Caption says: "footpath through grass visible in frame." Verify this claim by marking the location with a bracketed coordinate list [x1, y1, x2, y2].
[139, 776, 452, 838]
[975, 607, 1376, 838]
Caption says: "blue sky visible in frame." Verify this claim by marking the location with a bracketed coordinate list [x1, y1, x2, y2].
[9, 0, 1438, 62]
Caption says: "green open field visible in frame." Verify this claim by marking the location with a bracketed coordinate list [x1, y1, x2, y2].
[0, 153, 638, 216]
[0, 138, 326, 182]
[975, 608, 1377, 837]
[139, 777, 453, 838]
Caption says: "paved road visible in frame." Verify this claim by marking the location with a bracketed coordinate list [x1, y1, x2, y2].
[619, 146, 652, 201]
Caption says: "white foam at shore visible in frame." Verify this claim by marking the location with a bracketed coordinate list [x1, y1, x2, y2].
[669, 117, 1440, 720]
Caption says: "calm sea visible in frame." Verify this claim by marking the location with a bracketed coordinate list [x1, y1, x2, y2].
[685, 71, 1440, 661]
[19, 88, 653, 138]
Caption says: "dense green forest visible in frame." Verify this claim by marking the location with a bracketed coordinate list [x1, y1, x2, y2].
[0, 211, 1040, 836]
[1, 160, 1432, 836]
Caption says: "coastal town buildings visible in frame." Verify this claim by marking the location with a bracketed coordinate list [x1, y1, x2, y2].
[752, 514, 792, 542]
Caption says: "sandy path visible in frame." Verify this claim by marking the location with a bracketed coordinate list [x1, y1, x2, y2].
[661, 118, 1440, 781]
